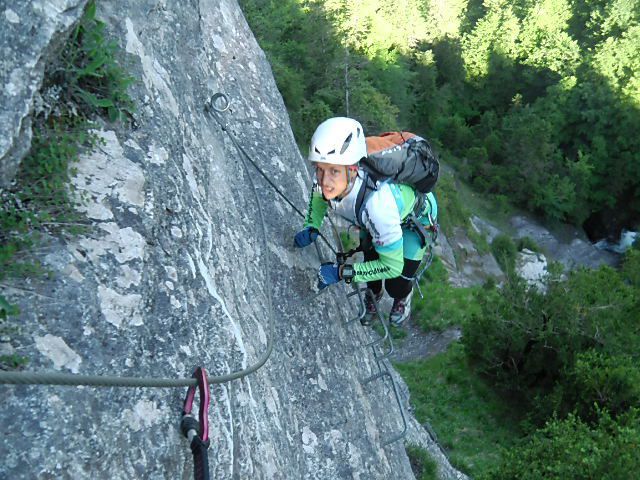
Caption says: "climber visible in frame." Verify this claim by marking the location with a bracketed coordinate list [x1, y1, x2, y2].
[293, 117, 438, 327]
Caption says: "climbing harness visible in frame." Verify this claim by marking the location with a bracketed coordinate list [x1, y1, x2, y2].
[181, 368, 211, 480]
[397, 192, 439, 298]
[400, 219, 438, 299]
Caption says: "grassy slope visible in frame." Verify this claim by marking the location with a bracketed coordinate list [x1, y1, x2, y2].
[395, 343, 525, 478]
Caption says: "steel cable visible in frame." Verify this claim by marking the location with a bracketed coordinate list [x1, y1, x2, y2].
[0, 95, 283, 388]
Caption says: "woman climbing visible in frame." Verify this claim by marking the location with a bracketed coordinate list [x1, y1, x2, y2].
[294, 117, 438, 327]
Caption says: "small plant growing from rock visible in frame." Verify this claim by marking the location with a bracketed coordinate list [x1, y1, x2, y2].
[406, 444, 438, 480]
[490, 234, 517, 275]
[0, 0, 134, 368]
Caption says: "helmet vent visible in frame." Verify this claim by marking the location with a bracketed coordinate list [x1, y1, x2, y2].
[314, 146, 321, 154]
[340, 133, 353, 154]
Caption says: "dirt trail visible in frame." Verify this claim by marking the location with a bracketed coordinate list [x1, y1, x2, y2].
[390, 316, 461, 363]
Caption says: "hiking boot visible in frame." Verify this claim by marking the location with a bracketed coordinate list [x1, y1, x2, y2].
[389, 292, 413, 327]
[361, 291, 383, 326]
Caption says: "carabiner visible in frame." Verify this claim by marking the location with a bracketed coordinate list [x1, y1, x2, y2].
[181, 367, 211, 480]
[181, 367, 210, 442]
[336, 246, 362, 265]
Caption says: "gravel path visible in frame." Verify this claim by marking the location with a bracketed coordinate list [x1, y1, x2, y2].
[390, 317, 462, 363]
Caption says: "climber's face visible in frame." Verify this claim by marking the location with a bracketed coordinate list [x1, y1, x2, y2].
[315, 162, 349, 200]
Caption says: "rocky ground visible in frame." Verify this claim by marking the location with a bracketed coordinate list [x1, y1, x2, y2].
[391, 321, 462, 363]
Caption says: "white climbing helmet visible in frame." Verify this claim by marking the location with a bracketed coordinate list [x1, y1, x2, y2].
[308, 117, 367, 165]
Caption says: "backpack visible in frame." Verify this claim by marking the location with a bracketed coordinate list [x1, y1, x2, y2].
[355, 131, 440, 226]
[362, 132, 440, 193]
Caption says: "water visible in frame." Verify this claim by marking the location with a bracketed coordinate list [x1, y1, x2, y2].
[594, 230, 639, 254]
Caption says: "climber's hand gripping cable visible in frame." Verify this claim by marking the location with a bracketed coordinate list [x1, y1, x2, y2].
[316, 248, 358, 290]
[294, 227, 319, 248]
[317, 262, 341, 289]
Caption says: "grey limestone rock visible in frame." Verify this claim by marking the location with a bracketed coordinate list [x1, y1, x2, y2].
[0, 0, 87, 187]
[510, 214, 618, 269]
[0, 1, 465, 479]
[516, 249, 549, 292]
[445, 226, 504, 287]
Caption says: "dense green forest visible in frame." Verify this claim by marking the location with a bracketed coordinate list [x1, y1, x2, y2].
[239, 1, 640, 478]
[240, 0, 639, 240]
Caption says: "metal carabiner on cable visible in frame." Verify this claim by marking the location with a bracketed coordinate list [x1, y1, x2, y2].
[181, 367, 211, 480]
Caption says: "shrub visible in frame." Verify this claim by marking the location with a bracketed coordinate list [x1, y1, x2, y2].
[434, 173, 470, 234]
[563, 350, 640, 421]
[492, 193, 512, 217]
[0, 297, 19, 321]
[490, 233, 517, 274]
[622, 248, 640, 286]
[406, 445, 438, 480]
[463, 277, 549, 394]
[516, 235, 540, 253]
[463, 261, 639, 422]
[481, 409, 640, 480]
[55, 0, 134, 121]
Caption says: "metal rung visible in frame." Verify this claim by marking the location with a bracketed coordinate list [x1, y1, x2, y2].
[346, 287, 368, 324]
[333, 244, 408, 447]
[341, 283, 406, 446]
[360, 366, 408, 446]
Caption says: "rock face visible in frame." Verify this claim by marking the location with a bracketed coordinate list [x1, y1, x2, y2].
[0, 0, 86, 186]
[510, 215, 618, 269]
[440, 212, 619, 291]
[439, 224, 504, 288]
[0, 1, 464, 479]
[516, 249, 548, 292]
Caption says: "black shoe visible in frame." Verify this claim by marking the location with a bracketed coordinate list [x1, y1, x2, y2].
[360, 291, 383, 326]
[389, 292, 413, 326]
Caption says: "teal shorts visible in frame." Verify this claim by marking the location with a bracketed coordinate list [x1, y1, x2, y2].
[403, 191, 438, 261]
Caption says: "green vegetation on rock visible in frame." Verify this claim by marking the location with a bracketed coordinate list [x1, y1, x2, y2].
[406, 444, 438, 480]
[0, 0, 133, 368]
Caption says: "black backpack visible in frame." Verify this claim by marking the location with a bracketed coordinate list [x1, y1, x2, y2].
[355, 131, 439, 226]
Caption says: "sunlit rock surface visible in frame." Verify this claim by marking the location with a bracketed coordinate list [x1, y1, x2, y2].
[0, 1, 466, 479]
[516, 249, 549, 292]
